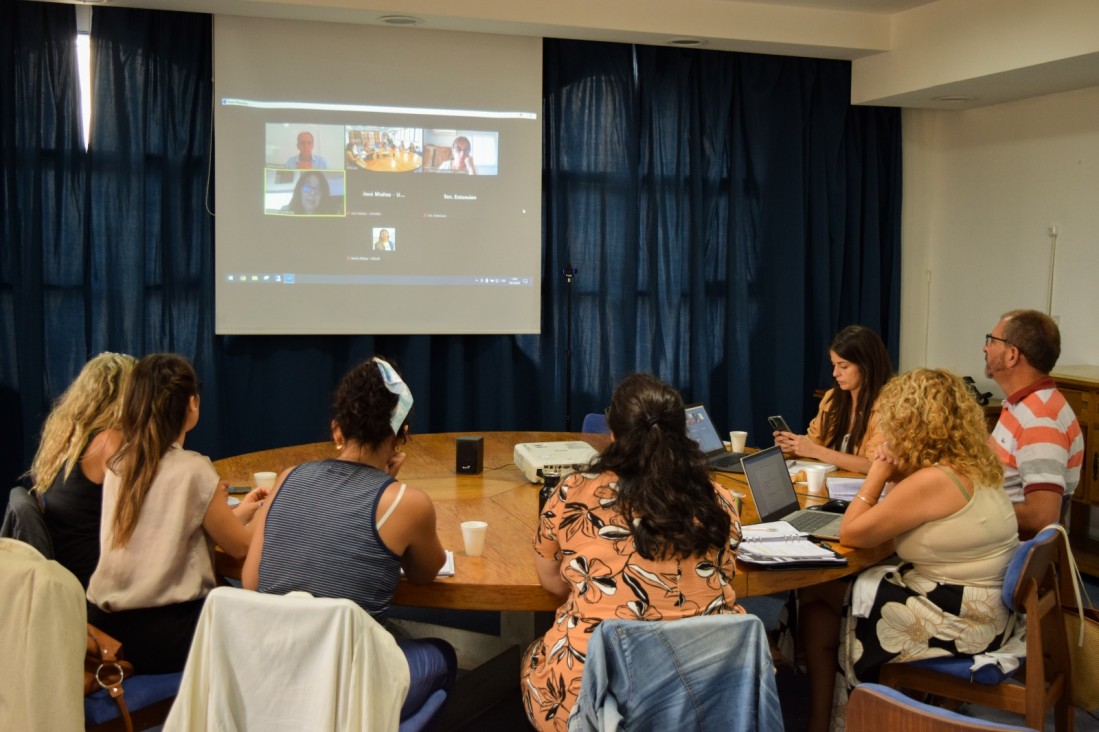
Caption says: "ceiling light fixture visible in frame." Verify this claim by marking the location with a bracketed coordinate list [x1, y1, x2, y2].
[379, 15, 423, 26]
[667, 38, 705, 47]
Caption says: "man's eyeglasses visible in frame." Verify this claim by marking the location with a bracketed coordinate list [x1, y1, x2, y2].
[984, 334, 1011, 347]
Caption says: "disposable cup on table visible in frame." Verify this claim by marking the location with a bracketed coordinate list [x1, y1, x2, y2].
[253, 471, 277, 490]
[461, 521, 488, 557]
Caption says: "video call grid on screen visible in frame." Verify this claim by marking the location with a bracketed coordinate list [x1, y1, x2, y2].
[213, 17, 542, 335]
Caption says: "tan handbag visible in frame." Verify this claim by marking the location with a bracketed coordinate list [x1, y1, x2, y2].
[85, 624, 135, 732]
[1048, 523, 1099, 712]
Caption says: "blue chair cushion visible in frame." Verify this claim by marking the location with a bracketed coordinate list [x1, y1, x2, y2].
[906, 656, 1014, 685]
[85, 672, 182, 724]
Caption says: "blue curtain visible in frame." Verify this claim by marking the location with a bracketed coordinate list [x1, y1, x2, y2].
[543, 40, 901, 439]
[0, 9, 900, 474]
[0, 2, 84, 488]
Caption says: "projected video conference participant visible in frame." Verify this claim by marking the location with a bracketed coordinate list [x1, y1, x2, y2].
[345, 135, 366, 167]
[437, 136, 477, 175]
[373, 229, 395, 252]
[285, 131, 329, 169]
[282, 172, 342, 216]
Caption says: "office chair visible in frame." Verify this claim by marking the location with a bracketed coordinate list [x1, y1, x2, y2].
[879, 527, 1072, 732]
[164, 586, 438, 732]
[581, 413, 610, 434]
[847, 683, 1038, 732]
[568, 614, 783, 731]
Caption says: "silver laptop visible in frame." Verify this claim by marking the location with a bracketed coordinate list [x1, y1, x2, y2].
[740, 445, 844, 540]
[684, 403, 747, 473]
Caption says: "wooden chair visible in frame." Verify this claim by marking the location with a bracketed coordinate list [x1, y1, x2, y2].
[848, 683, 1037, 731]
[879, 527, 1073, 731]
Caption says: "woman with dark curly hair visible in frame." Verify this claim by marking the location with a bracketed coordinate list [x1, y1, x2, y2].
[521, 373, 745, 730]
[774, 324, 893, 474]
[243, 357, 455, 721]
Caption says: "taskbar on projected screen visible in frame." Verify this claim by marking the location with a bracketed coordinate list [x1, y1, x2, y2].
[224, 274, 534, 286]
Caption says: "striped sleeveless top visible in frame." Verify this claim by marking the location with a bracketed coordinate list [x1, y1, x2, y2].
[257, 459, 402, 623]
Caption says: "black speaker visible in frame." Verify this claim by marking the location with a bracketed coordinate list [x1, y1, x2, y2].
[456, 436, 484, 474]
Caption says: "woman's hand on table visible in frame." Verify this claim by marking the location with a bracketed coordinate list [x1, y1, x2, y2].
[234, 485, 270, 524]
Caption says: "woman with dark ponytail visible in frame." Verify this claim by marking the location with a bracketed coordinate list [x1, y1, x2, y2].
[87, 354, 266, 673]
[521, 373, 744, 730]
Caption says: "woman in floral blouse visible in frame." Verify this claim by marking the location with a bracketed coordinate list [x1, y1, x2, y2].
[520, 373, 744, 730]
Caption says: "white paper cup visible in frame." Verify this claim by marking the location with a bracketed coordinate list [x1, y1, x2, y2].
[804, 465, 827, 493]
[729, 431, 748, 452]
[253, 471, 277, 490]
[461, 520, 488, 557]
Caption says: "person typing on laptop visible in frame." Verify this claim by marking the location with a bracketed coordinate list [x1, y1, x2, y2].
[798, 369, 1019, 732]
[772, 325, 893, 475]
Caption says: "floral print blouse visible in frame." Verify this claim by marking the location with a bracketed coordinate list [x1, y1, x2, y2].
[521, 470, 744, 731]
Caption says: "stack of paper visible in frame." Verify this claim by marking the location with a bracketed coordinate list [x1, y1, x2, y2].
[738, 521, 846, 567]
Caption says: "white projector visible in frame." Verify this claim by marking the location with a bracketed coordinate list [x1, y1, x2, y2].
[514, 441, 599, 483]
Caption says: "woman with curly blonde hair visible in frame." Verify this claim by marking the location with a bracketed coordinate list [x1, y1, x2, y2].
[27, 352, 135, 586]
[801, 369, 1019, 732]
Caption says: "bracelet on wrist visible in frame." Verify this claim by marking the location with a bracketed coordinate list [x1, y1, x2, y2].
[855, 492, 876, 507]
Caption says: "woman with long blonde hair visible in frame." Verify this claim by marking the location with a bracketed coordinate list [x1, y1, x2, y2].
[27, 352, 135, 587]
[87, 353, 266, 673]
[801, 369, 1019, 732]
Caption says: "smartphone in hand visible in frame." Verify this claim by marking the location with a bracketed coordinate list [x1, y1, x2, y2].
[767, 415, 792, 433]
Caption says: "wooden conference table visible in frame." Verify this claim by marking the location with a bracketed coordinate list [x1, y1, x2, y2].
[213, 431, 893, 612]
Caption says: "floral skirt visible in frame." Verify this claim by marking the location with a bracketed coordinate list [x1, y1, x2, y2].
[830, 565, 1015, 731]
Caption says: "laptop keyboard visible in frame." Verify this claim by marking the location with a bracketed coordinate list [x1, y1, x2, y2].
[787, 510, 839, 533]
[710, 451, 749, 469]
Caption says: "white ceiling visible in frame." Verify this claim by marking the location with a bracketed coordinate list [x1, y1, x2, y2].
[52, 0, 1099, 109]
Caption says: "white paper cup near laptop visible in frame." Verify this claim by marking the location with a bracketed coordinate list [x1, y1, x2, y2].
[729, 431, 748, 452]
[253, 471, 277, 490]
[804, 465, 828, 493]
[461, 520, 488, 556]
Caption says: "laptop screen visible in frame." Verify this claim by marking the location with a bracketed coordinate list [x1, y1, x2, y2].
[684, 404, 725, 454]
[740, 445, 801, 522]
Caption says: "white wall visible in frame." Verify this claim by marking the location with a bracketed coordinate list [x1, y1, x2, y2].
[899, 84, 1099, 399]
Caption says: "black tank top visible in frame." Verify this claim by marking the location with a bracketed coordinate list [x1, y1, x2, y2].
[43, 449, 102, 588]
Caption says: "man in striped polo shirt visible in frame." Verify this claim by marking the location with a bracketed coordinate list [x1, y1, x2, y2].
[984, 309, 1083, 538]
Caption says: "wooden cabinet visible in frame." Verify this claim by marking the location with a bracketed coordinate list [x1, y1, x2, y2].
[1051, 366, 1099, 575]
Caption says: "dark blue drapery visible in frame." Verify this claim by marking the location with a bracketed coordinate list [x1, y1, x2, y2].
[0, 6, 901, 485]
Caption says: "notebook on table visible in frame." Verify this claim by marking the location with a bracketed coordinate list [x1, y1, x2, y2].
[684, 403, 747, 473]
[740, 445, 845, 540]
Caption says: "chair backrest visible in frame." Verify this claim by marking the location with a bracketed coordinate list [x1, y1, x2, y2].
[1000, 526, 1061, 612]
[847, 683, 1037, 731]
[0, 538, 85, 731]
[0, 486, 54, 558]
[581, 413, 610, 434]
[164, 586, 411, 732]
[568, 614, 782, 732]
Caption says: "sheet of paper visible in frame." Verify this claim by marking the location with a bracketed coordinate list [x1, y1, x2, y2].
[825, 477, 864, 501]
[400, 550, 455, 577]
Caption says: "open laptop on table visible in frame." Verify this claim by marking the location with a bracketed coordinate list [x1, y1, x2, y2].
[740, 445, 845, 540]
[684, 403, 748, 473]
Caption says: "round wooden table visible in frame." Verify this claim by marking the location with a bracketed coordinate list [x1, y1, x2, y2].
[213, 431, 893, 611]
